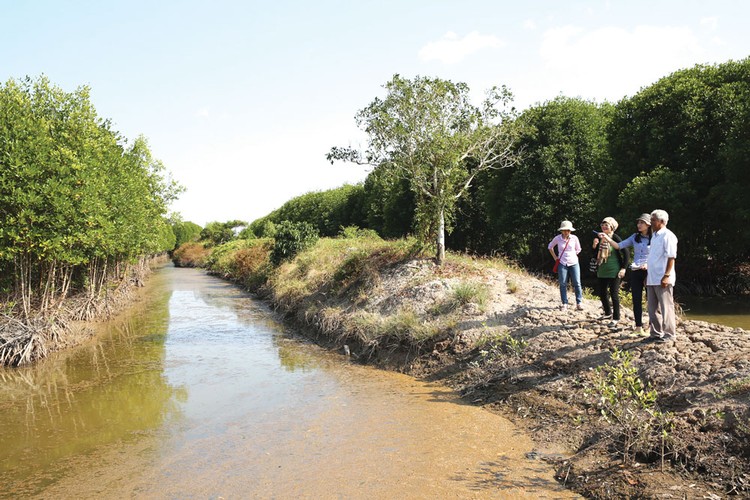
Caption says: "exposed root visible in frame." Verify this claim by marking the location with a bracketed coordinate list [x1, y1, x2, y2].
[0, 314, 66, 366]
[0, 255, 164, 367]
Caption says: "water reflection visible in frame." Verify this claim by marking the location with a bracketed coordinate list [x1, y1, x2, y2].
[680, 295, 750, 330]
[169, 273, 321, 373]
[276, 338, 323, 373]
[0, 272, 182, 496]
[0, 265, 576, 499]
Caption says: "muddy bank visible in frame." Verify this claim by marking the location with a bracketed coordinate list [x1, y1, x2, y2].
[259, 249, 749, 499]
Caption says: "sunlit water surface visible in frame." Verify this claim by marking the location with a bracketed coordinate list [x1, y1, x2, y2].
[0, 266, 576, 499]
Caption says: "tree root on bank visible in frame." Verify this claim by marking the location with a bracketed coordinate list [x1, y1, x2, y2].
[0, 314, 66, 367]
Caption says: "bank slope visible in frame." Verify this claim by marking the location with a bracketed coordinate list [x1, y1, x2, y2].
[206, 236, 750, 498]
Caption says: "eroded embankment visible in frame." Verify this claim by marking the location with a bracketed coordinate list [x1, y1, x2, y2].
[234, 237, 750, 499]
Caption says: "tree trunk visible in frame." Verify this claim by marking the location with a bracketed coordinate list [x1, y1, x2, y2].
[436, 207, 445, 265]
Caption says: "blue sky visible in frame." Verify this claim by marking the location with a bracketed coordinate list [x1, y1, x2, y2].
[2, 0, 748, 226]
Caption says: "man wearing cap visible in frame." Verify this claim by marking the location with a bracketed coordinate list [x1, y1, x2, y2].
[643, 209, 678, 344]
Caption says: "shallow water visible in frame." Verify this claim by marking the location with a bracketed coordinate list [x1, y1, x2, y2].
[680, 295, 750, 330]
[0, 265, 575, 498]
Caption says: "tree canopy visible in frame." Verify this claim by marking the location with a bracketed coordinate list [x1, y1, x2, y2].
[607, 58, 750, 269]
[0, 76, 181, 316]
[244, 59, 750, 292]
[328, 74, 522, 264]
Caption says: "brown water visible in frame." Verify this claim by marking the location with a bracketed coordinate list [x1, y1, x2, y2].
[0, 266, 576, 499]
[680, 295, 750, 330]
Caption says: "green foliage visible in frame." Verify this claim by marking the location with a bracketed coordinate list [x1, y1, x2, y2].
[0, 75, 181, 315]
[248, 218, 277, 238]
[337, 225, 381, 240]
[270, 221, 319, 265]
[483, 96, 613, 266]
[329, 74, 522, 263]
[200, 220, 246, 247]
[254, 58, 750, 289]
[251, 185, 366, 238]
[204, 239, 249, 270]
[171, 220, 202, 249]
[360, 163, 416, 238]
[589, 349, 673, 466]
[237, 225, 256, 240]
[582, 287, 598, 301]
[607, 57, 750, 267]
[200, 238, 272, 290]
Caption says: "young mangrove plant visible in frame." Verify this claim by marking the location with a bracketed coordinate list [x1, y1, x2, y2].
[589, 348, 674, 468]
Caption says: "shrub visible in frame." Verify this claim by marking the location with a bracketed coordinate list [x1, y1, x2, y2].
[338, 225, 381, 240]
[172, 242, 210, 267]
[248, 219, 276, 238]
[234, 241, 273, 290]
[477, 327, 527, 360]
[589, 349, 673, 466]
[204, 239, 249, 271]
[171, 221, 203, 249]
[270, 221, 319, 266]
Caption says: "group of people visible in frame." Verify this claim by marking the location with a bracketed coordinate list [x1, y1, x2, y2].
[547, 210, 678, 344]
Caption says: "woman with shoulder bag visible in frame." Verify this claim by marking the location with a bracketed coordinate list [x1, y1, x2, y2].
[548, 220, 583, 311]
[592, 217, 630, 328]
[598, 213, 652, 336]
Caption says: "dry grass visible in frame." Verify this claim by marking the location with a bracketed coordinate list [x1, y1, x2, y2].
[173, 242, 211, 268]
[269, 236, 421, 301]
[202, 234, 521, 359]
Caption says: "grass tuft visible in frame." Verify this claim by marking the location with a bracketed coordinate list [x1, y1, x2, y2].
[451, 281, 489, 310]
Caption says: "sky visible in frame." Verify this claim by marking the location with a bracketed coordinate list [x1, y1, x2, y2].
[2, 0, 748, 226]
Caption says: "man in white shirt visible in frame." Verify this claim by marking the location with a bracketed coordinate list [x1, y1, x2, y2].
[642, 209, 678, 344]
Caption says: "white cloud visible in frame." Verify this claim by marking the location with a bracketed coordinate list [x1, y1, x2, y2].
[195, 106, 210, 118]
[523, 19, 537, 30]
[418, 31, 505, 64]
[536, 24, 706, 101]
[700, 16, 718, 31]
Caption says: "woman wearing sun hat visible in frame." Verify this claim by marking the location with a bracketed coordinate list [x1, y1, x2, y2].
[548, 220, 583, 311]
[598, 213, 652, 335]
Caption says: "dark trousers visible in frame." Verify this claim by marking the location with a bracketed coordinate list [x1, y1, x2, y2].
[598, 277, 621, 320]
[629, 269, 647, 327]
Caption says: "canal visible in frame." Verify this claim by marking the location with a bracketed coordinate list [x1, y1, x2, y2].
[0, 265, 575, 499]
[680, 294, 750, 330]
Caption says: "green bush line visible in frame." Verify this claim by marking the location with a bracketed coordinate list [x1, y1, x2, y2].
[0, 76, 180, 321]
[242, 58, 750, 293]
